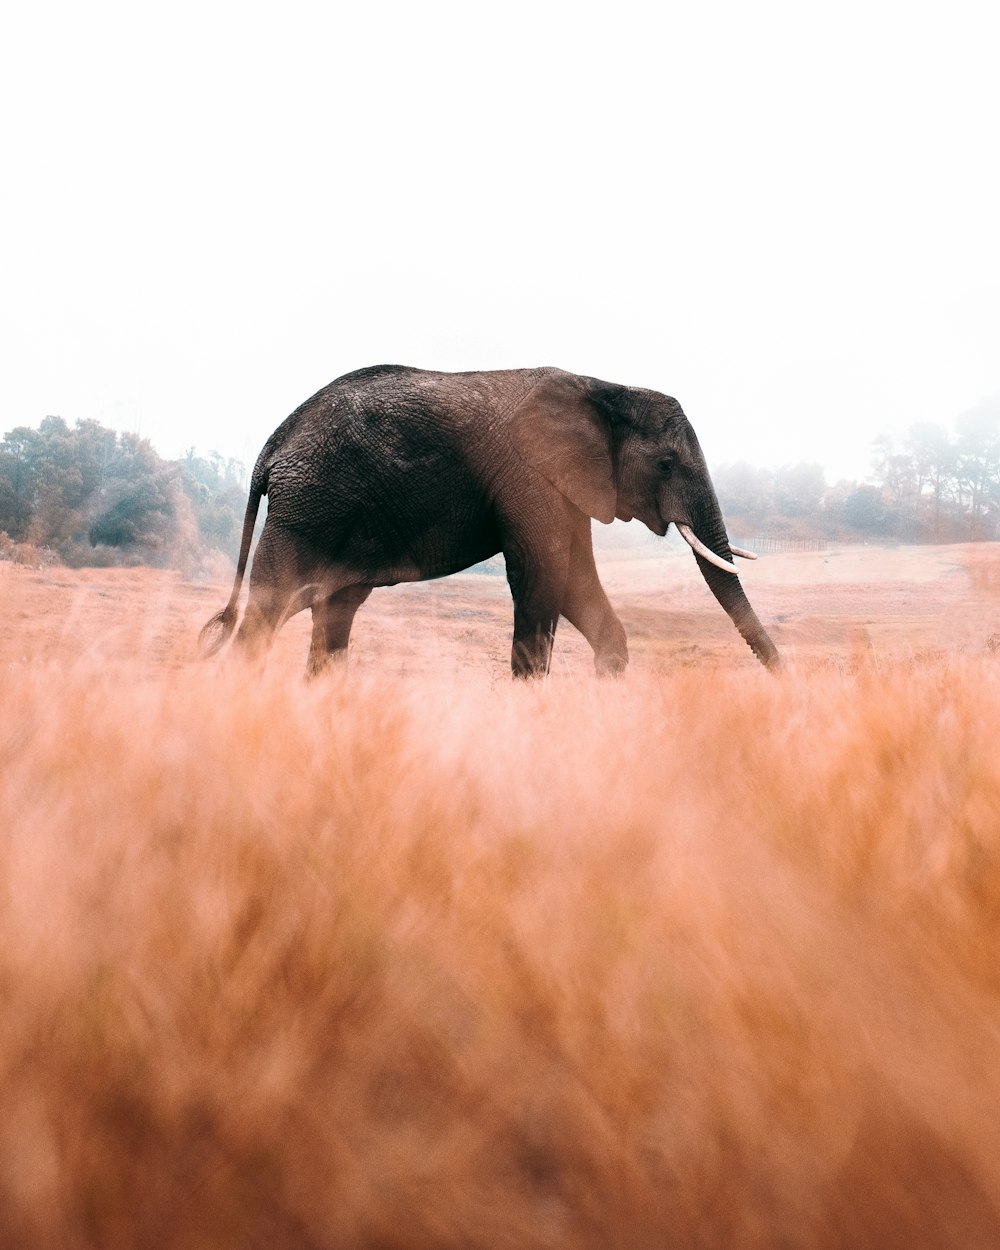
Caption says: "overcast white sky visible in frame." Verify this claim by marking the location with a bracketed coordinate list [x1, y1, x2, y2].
[2, 0, 998, 483]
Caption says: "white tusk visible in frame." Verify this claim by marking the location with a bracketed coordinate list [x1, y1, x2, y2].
[676, 524, 739, 574]
[729, 544, 758, 560]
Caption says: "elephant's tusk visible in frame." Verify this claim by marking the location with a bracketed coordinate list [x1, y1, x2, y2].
[676, 524, 739, 574]
[729, 544, 758, 560]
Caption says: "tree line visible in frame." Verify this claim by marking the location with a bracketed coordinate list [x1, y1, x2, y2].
[0, 415, 247, 570]
[714, 395, 1000, 545]
[1, 398, 998, 569]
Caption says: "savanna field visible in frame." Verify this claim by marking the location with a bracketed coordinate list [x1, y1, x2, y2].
[3, 541, 1000, 1248]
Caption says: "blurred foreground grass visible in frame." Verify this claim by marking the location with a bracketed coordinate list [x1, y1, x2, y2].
[2, 658, 1000, 1248]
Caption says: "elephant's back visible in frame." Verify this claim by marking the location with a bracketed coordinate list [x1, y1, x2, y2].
[254, 362, 557, 490]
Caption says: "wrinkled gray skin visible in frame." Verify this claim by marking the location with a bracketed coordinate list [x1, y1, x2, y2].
[201, 365, 780, 676]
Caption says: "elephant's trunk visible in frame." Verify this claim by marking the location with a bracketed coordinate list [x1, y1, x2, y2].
[686, 505, 780, 670]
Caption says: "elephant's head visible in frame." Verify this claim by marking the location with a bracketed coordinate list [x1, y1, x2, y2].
[510, 371, 780, 669]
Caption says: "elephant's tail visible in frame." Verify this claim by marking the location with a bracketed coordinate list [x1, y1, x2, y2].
[199, 466, 267, 657]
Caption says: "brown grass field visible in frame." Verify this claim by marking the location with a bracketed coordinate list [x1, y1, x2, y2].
[2, 541, 1000, 1248]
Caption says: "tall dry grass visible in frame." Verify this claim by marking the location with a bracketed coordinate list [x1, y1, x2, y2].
[3, 652, 1000, 1247]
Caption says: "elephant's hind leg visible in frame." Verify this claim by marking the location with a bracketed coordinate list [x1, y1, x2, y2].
[234, 583, 313, 661]
[307, 585, 373, 676]
[231, 522, 315, 662]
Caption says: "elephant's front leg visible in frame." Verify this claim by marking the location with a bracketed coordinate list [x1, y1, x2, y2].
[557, 517, 629, 677]
[504, 542, 570, 679]
[562, 576, 629, 678]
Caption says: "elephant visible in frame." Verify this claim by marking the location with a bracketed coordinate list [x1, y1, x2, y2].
[200, 364, 780, 676]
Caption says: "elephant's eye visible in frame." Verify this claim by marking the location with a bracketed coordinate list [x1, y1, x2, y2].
[658, 457, 674, 478]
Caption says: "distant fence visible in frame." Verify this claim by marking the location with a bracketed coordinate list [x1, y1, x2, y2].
[732, 536, 828, 555]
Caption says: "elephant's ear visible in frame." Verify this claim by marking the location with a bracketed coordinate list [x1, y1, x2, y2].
[509, 374, 620, 524]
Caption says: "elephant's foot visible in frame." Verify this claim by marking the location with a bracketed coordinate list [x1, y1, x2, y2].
[305, 647, 349, 679]
[594, 651, 628, 678]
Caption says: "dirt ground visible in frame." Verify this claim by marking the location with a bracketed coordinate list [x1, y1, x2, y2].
[2, 540, 998, 676]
